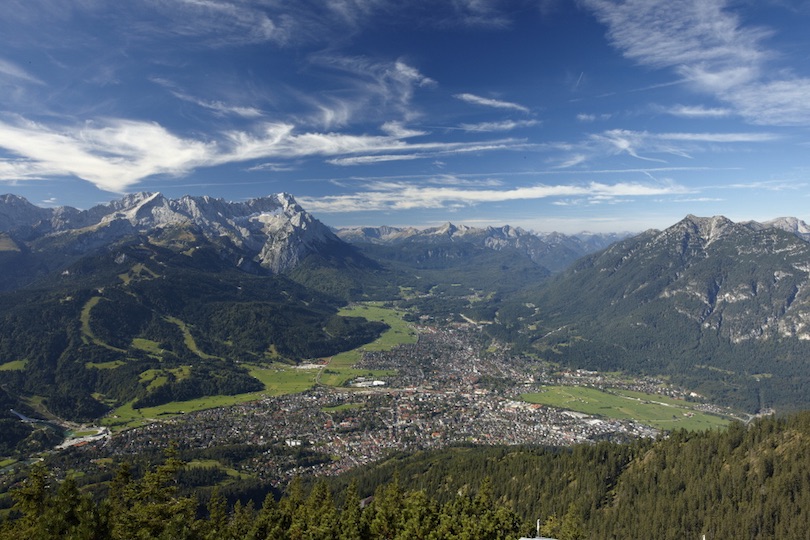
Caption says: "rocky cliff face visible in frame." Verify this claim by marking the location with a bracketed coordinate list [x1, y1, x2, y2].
[557, 214, 810, 343]
[0, 192, 344, 273]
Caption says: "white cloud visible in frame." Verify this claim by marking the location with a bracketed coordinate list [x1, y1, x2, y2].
[0, 115, 531, 192]
[299, 179, 689, 212]
[0, 57, 44, 85]
[583, 0, 768, 73]
[149, 0, 292, 46]
[554, 154, 587, 168]
[0, 117, 214, 192]
[658, 131, 778, 143]
[454, 93, 530, 113]
[590, 129, 668, 162]
[587, 128, 778, 163]
[326, 140, 530, 166]
[583, 0, 810, 126]
[381, 121, 427, 138]
[459, 119, 539, 132]
[725, 78, 810, 126]
[576, 113, 613, 122]
[174, 93, 263, 118]
[306, 55, 436, 127]
[663, 104, 732, 118]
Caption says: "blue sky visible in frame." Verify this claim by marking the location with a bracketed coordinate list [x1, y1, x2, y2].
[1, 0, 810, 233]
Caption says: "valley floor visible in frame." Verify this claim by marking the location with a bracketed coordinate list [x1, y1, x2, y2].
[46, 322, 738, 487]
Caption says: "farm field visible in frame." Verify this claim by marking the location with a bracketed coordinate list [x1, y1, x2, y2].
[521, 385, 733, 432]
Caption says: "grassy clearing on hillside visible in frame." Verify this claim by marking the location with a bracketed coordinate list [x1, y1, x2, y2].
[80, 297, 126, 352]
[132, 338, 165, 356]
[102, 364, 317, 430]
[85, 360, 125, 370]
[118, 262, 160, 285]
[0, 235, 19, 251]
[521, 386, 731, 432]
[102, 304, 413, 431]
[321, 403, 365, 413]
[330, 303, 417, 368]
[0, 359, 26, 371]
[166, 316, 218, 359]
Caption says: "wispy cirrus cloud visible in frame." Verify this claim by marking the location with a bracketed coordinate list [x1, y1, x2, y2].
[145, 0, 292, 47]
[299, 179, 690, 213]
[454, 93, 530, 113]
[0, 115, 529, 192]
[459, 119, 540, 132]
[326, 139, 532, 166]
[661, 104, 733, 118]
[577, 113, 613, 122]
[0, 116, 215, 192]
[305, 56, 436, 127]
[0, 57, 44, 85]
[586, 128, 778, 163]
[583, 0, 810, 126]
[381, 121, 427, 138]
[152, 78, 264, 118]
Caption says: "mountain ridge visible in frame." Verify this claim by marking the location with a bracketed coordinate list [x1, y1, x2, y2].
[0, 192, 355, 288]
[337, 222, 628, 273]
[511, 213, 810, 412]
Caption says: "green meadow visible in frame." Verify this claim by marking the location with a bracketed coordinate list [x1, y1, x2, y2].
[102, 364, 316, 430]
[521, 385, 732, 432]
[101, 302, 413, 431]
[0, 360, 26, 371]
[186, 459, 253, 480]
[330, 303, 417, 368]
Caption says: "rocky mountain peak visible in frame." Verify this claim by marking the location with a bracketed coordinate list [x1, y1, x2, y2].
[0, 192, 346, 274]
[680, 214, 735, 244]
[0, 194, 52, 230]
[764, 217, 810, 240]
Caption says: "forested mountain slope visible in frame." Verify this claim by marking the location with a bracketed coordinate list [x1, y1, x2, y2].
[507, 215, 810, 412]
[4, 413, 810, 539]
[0, 234, 386, 424]
[326, 413, 810, 540]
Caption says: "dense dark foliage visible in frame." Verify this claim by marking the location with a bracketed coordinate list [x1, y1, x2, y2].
[0, 446, 524, 540]
[0, 238, 387, 421]
[5, 414, 810, 538]
[325, 413, 810, 539]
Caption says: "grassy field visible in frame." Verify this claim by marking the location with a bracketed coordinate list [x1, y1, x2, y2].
[85, 360, 126, 370]
[80, 297, 126, 352]
[322, 403, 365, 413]
[102, 364, 322, 430]
[102, 303, 413, 431]
[330, 303, 417, 368]
[166, 316, 219, 360]
[186, 459, 253, 480]
[521, 386, 732, 432]
[132, 338, 165, 356]
[0, 359, 27, 371]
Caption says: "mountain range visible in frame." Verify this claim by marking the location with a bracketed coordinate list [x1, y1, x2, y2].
[4, 191, 810, 430]
[509, 214, 810, 412]
[336, 222, 625, 273]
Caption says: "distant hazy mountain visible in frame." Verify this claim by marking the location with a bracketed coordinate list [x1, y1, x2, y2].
[516, 214, 810, 413]
[337, 223, 626, 273]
